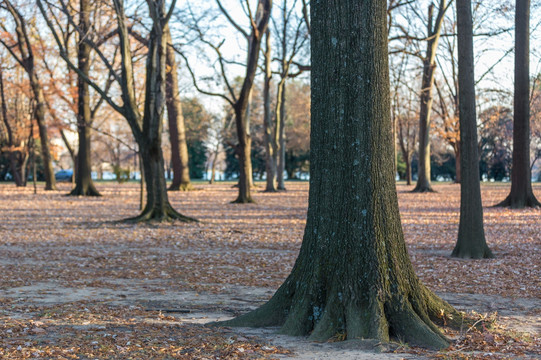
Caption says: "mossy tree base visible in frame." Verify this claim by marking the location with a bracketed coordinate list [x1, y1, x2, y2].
[217, 268, 459, 349]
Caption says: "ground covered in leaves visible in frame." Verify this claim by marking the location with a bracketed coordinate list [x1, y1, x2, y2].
[0, 181, 539, 359]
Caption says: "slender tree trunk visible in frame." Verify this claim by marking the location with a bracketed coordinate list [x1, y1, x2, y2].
[452, 0, 493, 259]
[263, 30, 278, 192]
[405, 153, 412, 185]
[233, 107, 255, 203]
[165, 28, 192, 191]
[497, 0, 540, 208]
[413, 2, 446, 193]
[219, 0, 459, 348]
[277, 84, 287, 190]
[31, 79, 56, 191]
[69, 0, 100, 196]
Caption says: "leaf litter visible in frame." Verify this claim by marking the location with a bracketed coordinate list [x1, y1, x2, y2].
[0, 182, 539, 359]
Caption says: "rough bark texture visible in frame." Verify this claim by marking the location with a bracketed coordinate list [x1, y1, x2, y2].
[165, 28, 192, 192]
[69, 0, 100, 196]
[218, 0, 459, 348]
[412, 2, 447, 193]
[451, 0, 493, 259]
[263, 30, 278, 192]
[496, 0, 540, 208]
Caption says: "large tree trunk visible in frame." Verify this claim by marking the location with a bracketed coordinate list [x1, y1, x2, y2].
[70, 0, 100, 196]
[452, 0, 493, 259]
[219, 0, 459, 348]
[413, 2, 446, 193]
[165, 28, 192, 191]
[497, 0, 540, 208]
[263, 30, 278, 192]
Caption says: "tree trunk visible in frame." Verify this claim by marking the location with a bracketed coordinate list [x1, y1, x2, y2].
[233, 106, 255, 203]
[277, 83, 287, 190]
[454, 143, 461, 183]
[263, 30, 278, 192]
[31, 79, 56, 191]
[219, 0, 459, 348]
[9, 151, 28, 187]
[69, 0, 100, 196]
[451, 0, 493, 259]
[126, 4, 195, 223]
[413, 2, 447, 193]
[165, 28, 192, 191]
[496, 0, 540, 208]
[405, 153, 412, 186]
[231, 0, 272, 202]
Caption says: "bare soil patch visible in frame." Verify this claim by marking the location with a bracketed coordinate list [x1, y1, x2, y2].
[0, 182, 539, 359]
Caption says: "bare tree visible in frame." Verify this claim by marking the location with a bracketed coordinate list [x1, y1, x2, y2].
[496, 0, 541, 208]
[0, 0, 57, 190]
[452, 0, 493, 258]
[39, 0, 196, 222]
[182, 0, 272, 203]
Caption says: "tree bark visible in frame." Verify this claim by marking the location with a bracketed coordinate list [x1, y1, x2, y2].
[165, 28, 192, 191]
[496, 0, 540, 208]
[263, 30, 278, 192]
[451, 0, 493, 259]
[412, 2, 447, 193]
[70, 0, 100, 196]
[454, 143, 461, 183]
[218, 0, 459, 348]
[276, 82, 287, 190]
[31, 77, 56, 191]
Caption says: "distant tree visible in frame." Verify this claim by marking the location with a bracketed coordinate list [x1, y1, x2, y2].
[165, 28, 192, 191]
[412, 0, 449, 193]
[0, 0, 56, 190]
[0, 64, 33, 186]
[497, 0, 541, 208]
[219, 0, 459, 348]
[451, 0, 493, 259]
[39, 0, 196, 222]
[70, 0, 101, 196]
[183, 0, 272, 203]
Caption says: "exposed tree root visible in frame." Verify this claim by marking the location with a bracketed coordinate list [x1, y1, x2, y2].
[67, 184, 101, 197]
[451, 245, 494, 259]
[231, 196, 256, 204]
[494, 193, 541, 209]
[410, 185, 436, 193]
[123, 204, 197, 223]
[215, 275, 461, 349]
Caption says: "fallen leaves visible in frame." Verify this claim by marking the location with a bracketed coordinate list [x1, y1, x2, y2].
[0, 181, 539, 359]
